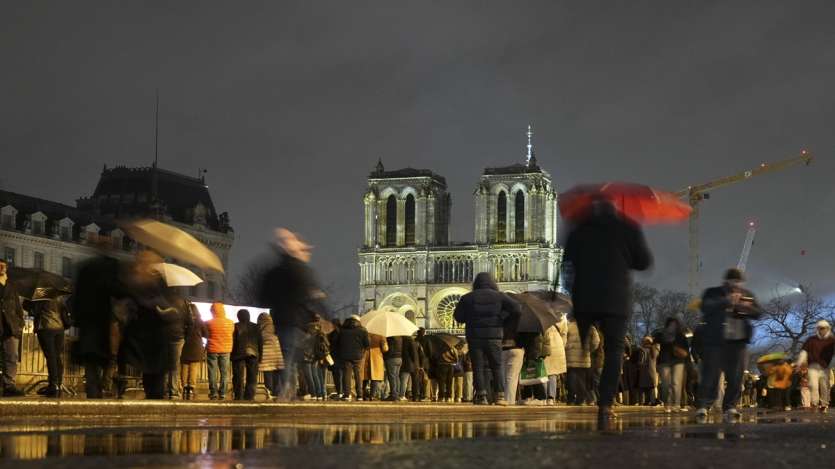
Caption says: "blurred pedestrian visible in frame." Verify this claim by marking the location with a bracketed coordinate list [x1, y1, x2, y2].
[795, 320, 835, 413]
[161, 288, 192, 399]
[206, 302, 234, 400]
[335, 315, 369, 401]
[30, 297, 71, 397]
[453, 272, 520, 406]
[565, 316, 599, 406]
[654, 317, 689, 413]
[257, 312, 284, 399]
[231, 309, 261, 401]
[0, 258, 26, 396]
[563, 199, 653, 420]
[257, 228, 324, 401]
[180, 304, 207, 401]
[766, 359, 793, 411]
[544, 319, 568, 405]
[695, 268, 763, 421]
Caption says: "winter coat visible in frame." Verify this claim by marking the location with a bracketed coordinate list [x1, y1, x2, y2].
[335, 318, 370, 362]
[636, 344, 659, 389]
[31, 298, 70, 333]
[700, 284, 763, 346]
[258, 253, 320, 330]
[206, 305, 234, 354]
[231, 313, 261, 361]
[565, 320, 600, 368]
[257, 313, 284, 371]
[362, 333, 388, 381]
[519, 332, 549, 361]
[401, 336, 420, 374]
[454, 273, 521, 340]
[543, 320, 568, 376]
[653, 329, 690, 365]
[70, 255, 122, 362]
[181, 309, 207, 363]
[385, 336, 403, 360]
[800, 333, 835, 369]
[303, 325, 330, 363]
[161, 292, 192, 341]
[1, 278, 25, 338]
[563, 208, 652, 317]
[118, 273, 173, 374]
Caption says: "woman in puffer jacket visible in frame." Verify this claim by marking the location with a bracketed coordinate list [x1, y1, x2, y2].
[257, 312, 284, 399]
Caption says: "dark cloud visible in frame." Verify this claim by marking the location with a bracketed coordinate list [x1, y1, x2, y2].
[3, 1, 834, 303]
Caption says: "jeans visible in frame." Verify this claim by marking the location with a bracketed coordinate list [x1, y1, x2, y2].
[577, 314, 628, 407]
[659, 363, 685, 408]
[502, 348, 525, 404]
[263, 370, 282, 397]
[232, 356, 258, 400]
[180, 361, 201, 388]
[722, 341, 747, 411]
[165, 339, 185, 397]
[302, 362, 325, 398]
[464, 371, 474, 401]
[278, 327, 310, 400]
[36, 329, 65, 387]
[399, 371, 411, 399]
[435, 364, 454, 399]
[808, 364, 831, 407]
[342, 359, 362, 398]
[385, 358, 402, 399]
[1, 336, 20, 389]
[468, 338, 505, 398]
[547, 374, 559, 400]
[207, 353, 231, 399]
[567, 367, 591, 404]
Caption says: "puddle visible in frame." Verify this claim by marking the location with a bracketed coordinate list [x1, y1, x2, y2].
[673, 431, 743, 441]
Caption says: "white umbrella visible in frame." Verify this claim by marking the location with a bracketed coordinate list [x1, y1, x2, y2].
[151, 263, 204, 287]
[121, 219, 225, 273]
[360, 309, 419, 337]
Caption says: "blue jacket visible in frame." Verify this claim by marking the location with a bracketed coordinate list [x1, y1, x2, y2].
[700, 285, 762, 346]
[454, 273, 521, 340]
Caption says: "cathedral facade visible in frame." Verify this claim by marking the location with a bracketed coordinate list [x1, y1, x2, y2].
[358, 128, 563, 330]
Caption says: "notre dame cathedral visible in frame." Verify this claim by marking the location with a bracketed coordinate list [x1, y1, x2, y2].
[358, 127, 563, 330]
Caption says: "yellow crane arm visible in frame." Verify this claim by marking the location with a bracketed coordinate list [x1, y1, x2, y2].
[675, 150, 813, 198]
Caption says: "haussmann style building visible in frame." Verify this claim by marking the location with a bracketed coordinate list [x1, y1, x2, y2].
[358, 127, 563, 331]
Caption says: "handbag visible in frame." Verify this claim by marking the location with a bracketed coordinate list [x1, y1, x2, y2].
[519, 358, 548, 386]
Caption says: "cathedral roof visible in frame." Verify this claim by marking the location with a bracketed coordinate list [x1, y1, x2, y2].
[482, 162, 544, 176]
[369, 166, 446, 185]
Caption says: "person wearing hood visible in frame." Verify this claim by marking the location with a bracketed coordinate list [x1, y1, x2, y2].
[695, 268, 763, 420]
[257, 312, 284, 399]
[636, 336, 660, 405]
[453, 272, 521, 405]
[795, 320, 835, 413]
[653, 317, 690, 413]
[335, 315, 370, 401]
[231, 309, 261, 401]
[206, 302, 234, 400]
[563, 199, 652, 420]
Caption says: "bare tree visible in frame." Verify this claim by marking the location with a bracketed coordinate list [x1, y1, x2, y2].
[761, 290, 835, 356]
[657, 290, 695, 331]
[232, 262, 270, 306]
[631, 282, 659, 339]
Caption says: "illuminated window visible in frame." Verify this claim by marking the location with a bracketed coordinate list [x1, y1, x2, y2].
[405, 194, 415, 246]
[4, 247, 16, 265]
[497, 191, 507, 243]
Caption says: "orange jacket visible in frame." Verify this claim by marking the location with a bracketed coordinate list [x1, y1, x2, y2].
[206, 303, 234, 354]
[768, 363, 793, 390]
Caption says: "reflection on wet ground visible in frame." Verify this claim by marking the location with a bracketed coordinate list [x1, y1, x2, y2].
[0, 410, 822, 461]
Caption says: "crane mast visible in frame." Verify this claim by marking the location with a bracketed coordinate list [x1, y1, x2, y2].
[737, 222, 757, 272]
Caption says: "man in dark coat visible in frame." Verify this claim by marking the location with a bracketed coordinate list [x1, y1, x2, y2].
[454, 272, 521, 405]
[161, 288, 193, 399]
[384, 335, 404, 401]
[72, 250, 123, 398]
[400, 335, 419, 401]
[334, 316, 369, 400]
[231, 309, 262, 401]
[257, 229, 322, 400]
[695, 268, 763, 420]
[563, 200, 652, 419]
[0, 259, 25, 396]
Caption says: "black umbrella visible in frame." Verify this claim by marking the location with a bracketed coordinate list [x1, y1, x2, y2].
[510, 292, 571, 333]
[424, 333, 465, 358]
[8, 266, 72, 300]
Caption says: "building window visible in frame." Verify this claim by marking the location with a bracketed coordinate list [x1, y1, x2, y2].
[385, 195, 397, 247]
[497, 191, 507, 243]
[436, 294, 463, 329]
[61, 257, 72, 278]
[60, 226, 72, 241]
[405, 194, 415, 246]
[1, 214, 14, 230]
[33, 252, 45, 270]
[3, 247, 16, 265]
[515, 191, 525, 242]
[32, 220, 45, 235]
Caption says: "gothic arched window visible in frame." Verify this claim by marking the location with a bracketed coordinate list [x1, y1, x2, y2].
[385, 195, 397, 247]
[497, 191, 507, 243]
[515, 191, 525, 242]
[405, 194, 416, 246]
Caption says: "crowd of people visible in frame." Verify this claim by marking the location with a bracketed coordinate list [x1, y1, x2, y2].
[0, 205, 832, 424]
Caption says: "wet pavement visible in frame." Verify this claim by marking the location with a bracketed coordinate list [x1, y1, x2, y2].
[0, 402, 833, 468]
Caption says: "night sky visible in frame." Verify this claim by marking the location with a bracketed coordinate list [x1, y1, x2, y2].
[3, 1, 834, 306]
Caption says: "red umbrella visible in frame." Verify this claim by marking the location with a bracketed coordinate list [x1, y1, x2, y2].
[559, 182, 691, 224]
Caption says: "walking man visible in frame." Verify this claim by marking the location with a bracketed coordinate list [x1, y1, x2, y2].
[795, 320, 835, 413]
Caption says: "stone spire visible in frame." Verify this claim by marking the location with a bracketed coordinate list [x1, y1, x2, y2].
[526, 124, 538, 167]
[375, 158, 385, 175]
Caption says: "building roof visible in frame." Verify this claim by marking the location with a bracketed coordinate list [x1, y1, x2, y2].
[482, 162, 544, 176]
[0, 189, 116, 239]
[77, 165, 229, 232]
[369, 161, 447, 185]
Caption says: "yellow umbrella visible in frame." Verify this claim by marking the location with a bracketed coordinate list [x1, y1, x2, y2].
[121, 219, 225, 273]
[151, 263, 204, 287]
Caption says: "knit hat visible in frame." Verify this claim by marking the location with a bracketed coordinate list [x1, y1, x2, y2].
[724, 268, 745, 282]
[817, 320, 831, 330]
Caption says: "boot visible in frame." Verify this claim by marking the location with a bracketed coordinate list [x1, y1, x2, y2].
[494, 392, 509, 406]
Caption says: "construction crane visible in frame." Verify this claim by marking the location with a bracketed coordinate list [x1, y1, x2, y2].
[737, 221, 757, 271]
[676, 150, 813, 296]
